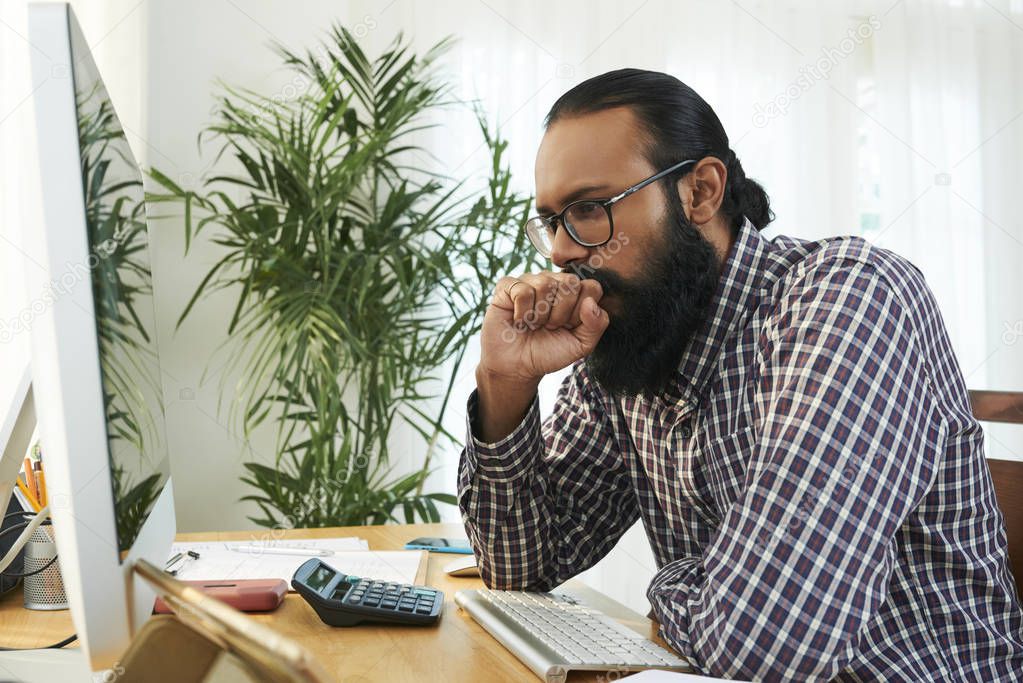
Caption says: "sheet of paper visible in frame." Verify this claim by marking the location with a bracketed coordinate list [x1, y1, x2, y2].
[168, 537, 367, 584]
[624, 670, 746, 682]
[166, 538, 423, 589]
[312, 550, 425, 585]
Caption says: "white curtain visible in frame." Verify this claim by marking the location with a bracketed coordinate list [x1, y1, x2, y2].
[3, 0, 1021, 613]
[869, 0, 1023, 459]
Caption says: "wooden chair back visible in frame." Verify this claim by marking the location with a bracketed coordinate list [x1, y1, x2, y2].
[969, 390, 1023, 597]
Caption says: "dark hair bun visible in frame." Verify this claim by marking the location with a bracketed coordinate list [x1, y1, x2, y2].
[725, 150, 774, 231]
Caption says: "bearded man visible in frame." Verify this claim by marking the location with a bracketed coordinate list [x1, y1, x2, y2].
[458, 68, 1023, 681]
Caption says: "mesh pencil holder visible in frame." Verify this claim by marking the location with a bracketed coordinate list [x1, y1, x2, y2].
[23, 525, 67, 610]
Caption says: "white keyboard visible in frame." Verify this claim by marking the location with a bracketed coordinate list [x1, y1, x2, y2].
[454, 588, 692, 683]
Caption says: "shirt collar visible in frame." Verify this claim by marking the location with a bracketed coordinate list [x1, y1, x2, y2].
[656, 216, 773, 413]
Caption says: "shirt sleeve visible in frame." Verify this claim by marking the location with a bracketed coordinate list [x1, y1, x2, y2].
[647, 260, 947, 681]
[458, 364, 640, 591]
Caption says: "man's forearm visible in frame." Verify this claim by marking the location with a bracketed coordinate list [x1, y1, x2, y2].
[460, 364, 640, 593]
[458, 389, 554, 591]
[473, 366, 539, 443]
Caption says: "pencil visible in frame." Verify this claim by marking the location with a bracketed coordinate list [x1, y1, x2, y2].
[23, 457, 38, 502]
[16, 478, 40, 512]
[36, 470, 47, 507]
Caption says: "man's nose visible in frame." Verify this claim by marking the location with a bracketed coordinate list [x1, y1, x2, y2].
[550, 227, 591, 270]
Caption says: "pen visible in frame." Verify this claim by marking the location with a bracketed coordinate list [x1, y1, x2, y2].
[165, 551, 200, 576]
[227, 545, 334, 557]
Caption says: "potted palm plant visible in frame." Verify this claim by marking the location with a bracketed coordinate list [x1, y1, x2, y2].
[148, 25, 539, 528]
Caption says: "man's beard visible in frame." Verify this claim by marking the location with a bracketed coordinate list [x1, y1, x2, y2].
[572, 199, 720, 399]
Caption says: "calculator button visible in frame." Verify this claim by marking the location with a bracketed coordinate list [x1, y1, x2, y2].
[397, 603, 415, 612]
[364, 597, 381, 607]
[415, 606, 432, 614]
[382, 600, 397, 609]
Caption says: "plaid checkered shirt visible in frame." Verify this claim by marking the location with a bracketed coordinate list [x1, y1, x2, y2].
[458, 217, 1023, 681]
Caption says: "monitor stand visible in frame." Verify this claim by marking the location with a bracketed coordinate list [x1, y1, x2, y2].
[0, 648, 94, 682]
[0, 366, 34, 518]
[0, 369, 90, 681]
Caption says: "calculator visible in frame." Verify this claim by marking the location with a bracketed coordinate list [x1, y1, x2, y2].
[291, 558, 443, 626]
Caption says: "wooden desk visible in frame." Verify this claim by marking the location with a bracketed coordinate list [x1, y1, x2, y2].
[0, 523, 670, 682]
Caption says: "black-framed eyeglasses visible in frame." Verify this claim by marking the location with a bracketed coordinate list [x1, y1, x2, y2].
[524, 159, 697, 257]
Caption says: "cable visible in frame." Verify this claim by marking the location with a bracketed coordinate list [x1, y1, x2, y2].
[0, 633, 77, 651]
[1, 552, 56, 579]
[0, 520, 39, 543]
[0, 517, 57, 577]
[0, 505, 50, 574]
[2, 510, 43, 523]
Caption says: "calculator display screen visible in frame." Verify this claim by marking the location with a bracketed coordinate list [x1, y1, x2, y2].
[306, 565, 336, 592]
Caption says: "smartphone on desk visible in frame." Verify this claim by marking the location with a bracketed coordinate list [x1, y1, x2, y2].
[404, 537, 473, 554]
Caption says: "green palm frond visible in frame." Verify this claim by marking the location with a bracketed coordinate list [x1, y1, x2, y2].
[148, 24, 540, 528]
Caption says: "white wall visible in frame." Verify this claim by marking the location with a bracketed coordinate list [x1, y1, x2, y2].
[4, 0, 1022, 617]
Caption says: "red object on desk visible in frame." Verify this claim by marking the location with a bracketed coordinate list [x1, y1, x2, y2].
[153, 578, 287, 614]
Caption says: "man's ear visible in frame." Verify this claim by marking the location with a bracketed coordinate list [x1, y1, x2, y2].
[676, 156, 726, 225]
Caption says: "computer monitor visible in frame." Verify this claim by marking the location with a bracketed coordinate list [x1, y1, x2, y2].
[20, 1, 176, 674]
